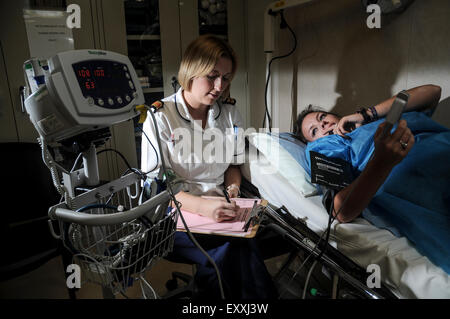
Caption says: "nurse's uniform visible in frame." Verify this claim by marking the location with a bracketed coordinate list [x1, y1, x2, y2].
[141, 88, 276, 299]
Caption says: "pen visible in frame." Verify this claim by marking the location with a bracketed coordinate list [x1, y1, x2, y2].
[223, 187, 231, 203]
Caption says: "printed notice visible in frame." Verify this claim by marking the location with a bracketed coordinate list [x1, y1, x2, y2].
[23, 9, 74, 59]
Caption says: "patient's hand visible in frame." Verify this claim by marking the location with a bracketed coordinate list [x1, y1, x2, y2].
[334, 113, 364, 136]
[373, 119, 415, 168]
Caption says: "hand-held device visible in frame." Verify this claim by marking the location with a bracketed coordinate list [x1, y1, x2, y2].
[382, 90, 409, 137]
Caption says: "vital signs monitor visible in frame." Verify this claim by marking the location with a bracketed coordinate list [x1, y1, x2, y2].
[24, 50, 145, 143]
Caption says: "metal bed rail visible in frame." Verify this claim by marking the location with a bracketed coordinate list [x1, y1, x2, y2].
[260, 204, 398, 299]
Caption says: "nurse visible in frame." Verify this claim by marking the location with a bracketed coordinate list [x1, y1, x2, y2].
[141, 34, 276, 299]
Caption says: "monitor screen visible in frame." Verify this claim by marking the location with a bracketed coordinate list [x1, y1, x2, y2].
[72, 60, 136, 109]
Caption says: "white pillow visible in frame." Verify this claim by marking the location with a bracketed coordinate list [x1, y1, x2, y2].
[246, 133, 318, 197]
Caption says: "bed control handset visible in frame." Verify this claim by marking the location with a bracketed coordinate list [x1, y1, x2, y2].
[382, 90, 409, 136]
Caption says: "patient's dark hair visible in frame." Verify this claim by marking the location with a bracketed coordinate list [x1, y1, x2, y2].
[293, 105, 320, 143]
[293, 105, 341, 143]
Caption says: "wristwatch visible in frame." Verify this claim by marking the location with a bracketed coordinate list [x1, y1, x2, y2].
[226, 184, 241, 197]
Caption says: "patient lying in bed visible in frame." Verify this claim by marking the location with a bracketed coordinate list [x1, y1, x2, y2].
[293, 85, 450, 275]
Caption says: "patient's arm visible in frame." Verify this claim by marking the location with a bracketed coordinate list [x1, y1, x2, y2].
[333, 120, 414, 223]
[335, 85, 441, 136]
[333, 157, 392, 223]
[372, 84, 441, 118]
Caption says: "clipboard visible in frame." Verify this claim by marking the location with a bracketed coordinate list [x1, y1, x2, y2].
[175, 198, 267, 238]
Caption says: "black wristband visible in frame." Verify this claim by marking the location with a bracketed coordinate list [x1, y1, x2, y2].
[357, 108, 372, 124]
[369, 106, 379, 121]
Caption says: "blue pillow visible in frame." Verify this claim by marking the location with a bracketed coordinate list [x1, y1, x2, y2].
[271, 132, 310, 174]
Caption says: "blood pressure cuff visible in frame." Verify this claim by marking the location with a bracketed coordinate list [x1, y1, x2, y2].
[309, 151, 358, 191]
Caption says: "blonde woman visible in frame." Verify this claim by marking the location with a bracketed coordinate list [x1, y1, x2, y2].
[141, 35, 276, 299]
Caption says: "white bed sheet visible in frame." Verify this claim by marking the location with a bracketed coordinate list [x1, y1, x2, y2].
[242, 156, 450, 299]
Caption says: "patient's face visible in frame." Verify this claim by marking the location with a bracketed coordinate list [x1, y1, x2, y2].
[301, 111, 341, 142]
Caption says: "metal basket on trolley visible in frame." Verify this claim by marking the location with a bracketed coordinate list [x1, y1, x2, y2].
[48, 172, 183, 298]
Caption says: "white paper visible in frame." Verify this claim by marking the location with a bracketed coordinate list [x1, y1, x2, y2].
[23, 9, 74, 60]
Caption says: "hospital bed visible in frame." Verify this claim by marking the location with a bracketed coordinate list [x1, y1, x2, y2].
[242, 132, 450, 299]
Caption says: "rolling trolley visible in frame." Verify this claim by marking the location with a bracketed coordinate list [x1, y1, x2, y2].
[22, 49, 183, 298]
[47, 172, 182, 298]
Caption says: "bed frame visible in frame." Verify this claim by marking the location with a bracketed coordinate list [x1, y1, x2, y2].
[241, 179, 398, 299]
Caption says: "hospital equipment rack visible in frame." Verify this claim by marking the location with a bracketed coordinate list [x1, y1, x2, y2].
[256, 204, 398, 299]
[48, 172, 180, 299]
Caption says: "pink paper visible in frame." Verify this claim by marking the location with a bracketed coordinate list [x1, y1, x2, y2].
[176, 198, 260, 236]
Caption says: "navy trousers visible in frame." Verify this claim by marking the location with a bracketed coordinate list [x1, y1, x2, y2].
[169, 231, 277, 299]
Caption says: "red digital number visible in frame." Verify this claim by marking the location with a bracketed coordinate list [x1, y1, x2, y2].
[78, 69, 91, 78]
[85, 81, 95, 90]
[94, 69, 104, 77]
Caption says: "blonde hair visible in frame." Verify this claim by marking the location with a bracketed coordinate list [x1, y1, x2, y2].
[178, 34, 237, 100]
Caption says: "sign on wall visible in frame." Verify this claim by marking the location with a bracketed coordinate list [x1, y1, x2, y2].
[23, 9, 74, 59]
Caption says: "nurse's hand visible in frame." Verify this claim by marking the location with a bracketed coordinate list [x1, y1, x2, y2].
[207, 199, 241, 222]
[372, 119, 414, 168]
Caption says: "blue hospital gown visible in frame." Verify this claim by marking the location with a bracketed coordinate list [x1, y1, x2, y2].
[305, 112, 450, 274]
